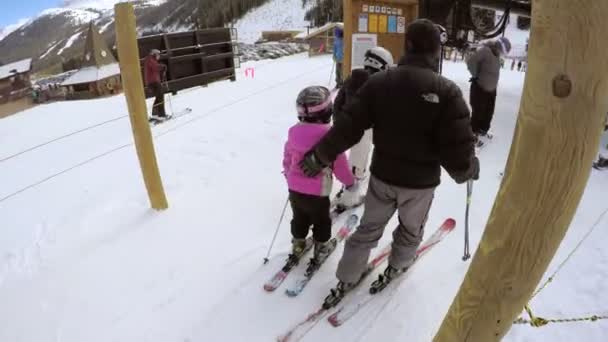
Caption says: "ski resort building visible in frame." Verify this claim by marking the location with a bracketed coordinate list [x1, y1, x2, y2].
[298, 22, 343, 56]
[0, 58, 33, 104]
[62, 22, 122, 100]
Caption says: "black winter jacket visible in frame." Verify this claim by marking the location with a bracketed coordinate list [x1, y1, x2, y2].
[316, 54, 476, 189]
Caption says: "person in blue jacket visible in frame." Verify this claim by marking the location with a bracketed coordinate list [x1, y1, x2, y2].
[333, 24, 344, 88]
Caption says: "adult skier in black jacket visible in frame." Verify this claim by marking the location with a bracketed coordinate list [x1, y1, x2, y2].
[299, 19, 479, 305]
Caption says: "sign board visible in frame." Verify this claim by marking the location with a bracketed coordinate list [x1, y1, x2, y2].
[388, 16, 397, 33]
[351, 33, 378, 70]
[359, 13, 369, 32]
[379, 15, 388, 33]
[369, 14, 379, 33]
[397, 16, 406, 33]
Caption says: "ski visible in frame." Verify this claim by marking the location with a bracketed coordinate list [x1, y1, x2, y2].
[263, 237, 314, 292]
[149, 107, 192, 125]
[285, 214, 359, 297]
[327, 218, 456, 327]
[276, 243, 393, 342]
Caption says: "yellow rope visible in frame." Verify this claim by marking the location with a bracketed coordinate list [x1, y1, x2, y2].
[514, 208, 608, 328]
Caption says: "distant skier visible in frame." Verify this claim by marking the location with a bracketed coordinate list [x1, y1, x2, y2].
[298, 19, 478, 306]
[466, 36, 512, 147]
[333, 24, 344, 88]
[517, 60, 522, 72]
[332, 46, 394, 210]
[283, 86, 356, 272]
[144, 49, 168, 121]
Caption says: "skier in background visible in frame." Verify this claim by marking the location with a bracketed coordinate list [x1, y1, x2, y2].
[466, 36, 512, 147]
[333, 24, 344, 88]
[144, 49, 168, 121]
[299, 19, 478, 306]
[283, 86, 355, 272]
[332, 46, 394, 211]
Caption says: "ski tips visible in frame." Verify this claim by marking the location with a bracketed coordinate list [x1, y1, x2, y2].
[444, 218, 456, 230]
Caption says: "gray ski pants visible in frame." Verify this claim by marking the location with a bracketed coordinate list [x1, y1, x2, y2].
[336, 175, 435, 284]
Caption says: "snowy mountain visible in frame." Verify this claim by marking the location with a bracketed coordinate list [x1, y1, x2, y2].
[235, 0, 312, 43]
[0, 0, 312, 72]
[0, 19, 29, 42]
[61, 0, 124, 9]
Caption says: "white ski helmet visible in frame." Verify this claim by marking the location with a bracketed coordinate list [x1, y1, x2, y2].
[363, 47, 394, 72]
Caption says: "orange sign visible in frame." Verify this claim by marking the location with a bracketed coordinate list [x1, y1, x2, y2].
[378, 15, 388, 33]
[369, 14, 379, 33]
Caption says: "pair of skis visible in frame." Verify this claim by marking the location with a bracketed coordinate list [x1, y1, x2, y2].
[277, 218, 456, 341]
[263, 214, 359, 294]
[148, 107, 192, 125]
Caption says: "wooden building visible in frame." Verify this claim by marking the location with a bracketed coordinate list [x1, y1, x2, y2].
[260, 30, 301, 42]
[62, 22, 122, 100]
[0, 58, 33, 104]
[297, 22, 343, 57]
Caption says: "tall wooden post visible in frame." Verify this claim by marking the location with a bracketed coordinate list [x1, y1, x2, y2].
[115, 3, 169, 210]
[342, 0, 354, 78]
[435, 1, 608, 340]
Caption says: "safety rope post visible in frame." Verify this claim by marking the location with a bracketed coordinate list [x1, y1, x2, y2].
[434, 0, 608, 340]
[115, 2, 168, 210]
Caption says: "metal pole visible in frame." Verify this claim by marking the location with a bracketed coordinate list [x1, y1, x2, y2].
[263, 196, 290, 264]
[463, 180, 473, 261]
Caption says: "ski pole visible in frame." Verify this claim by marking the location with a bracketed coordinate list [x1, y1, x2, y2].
[263, 196, 290, 264]
[163, 78, 175, 116]
[328, 61, 336, 88]
[463, 180, 473, 261]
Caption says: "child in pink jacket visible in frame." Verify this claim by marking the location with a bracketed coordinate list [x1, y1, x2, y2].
[283, 86, 355, 270]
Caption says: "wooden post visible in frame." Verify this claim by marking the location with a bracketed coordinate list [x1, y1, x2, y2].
[342, 0, 353, 78]
[434, 1, 608, 340]
[115, 3, 169, 210]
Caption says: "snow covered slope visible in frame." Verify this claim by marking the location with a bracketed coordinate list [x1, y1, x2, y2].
[234, 0, 312, 43]
[0, 53, 606, 341]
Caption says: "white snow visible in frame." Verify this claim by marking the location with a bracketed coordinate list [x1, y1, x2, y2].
[40, 8, 101, 25]
[56, 31, 83, 56]
[0, 52, 607, 342]
[40, 41, 62, 59]
[62, 0, 167, 9]
[0, 18, 29, 42]
[61, 63, 121, 85]
[234, 0, 311, 43]
[0, 58, 32, 80]
[99, 19, 114, 33]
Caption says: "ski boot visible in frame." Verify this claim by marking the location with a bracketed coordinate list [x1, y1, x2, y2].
[369, 262, 413, 294]
[282, 238, 307, 272]
[333, 182, 364, 214]
[305, 239, 337, 276]
[323, 281, 357, 309]
[474, 131, 493, 148]
[593, 156, 608, 171]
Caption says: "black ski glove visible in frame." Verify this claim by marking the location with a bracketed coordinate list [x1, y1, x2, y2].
[469, 77, 478, 83]
[454, 157, 480, 184]
[299, 150, 329, 177]
[470, 156, 480, 181]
